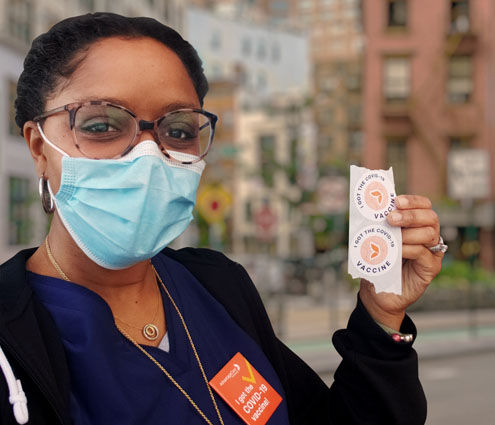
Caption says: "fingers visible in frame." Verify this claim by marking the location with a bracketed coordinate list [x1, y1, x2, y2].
[388, 208, 440, 229]
[402, 226, 438, 247]
[403, 244, 432, 259]
[395, 195, 432, 210]
[403, 244, 445, 261]
[389, 194, 444, 262]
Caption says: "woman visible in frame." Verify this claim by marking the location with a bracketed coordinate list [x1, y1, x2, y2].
[0, 13, 444, 425]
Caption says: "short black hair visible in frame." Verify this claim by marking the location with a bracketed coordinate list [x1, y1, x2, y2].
[15, 12, 209, 134]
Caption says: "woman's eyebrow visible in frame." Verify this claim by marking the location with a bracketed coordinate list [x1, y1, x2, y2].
[71, 97, 199, 114]
[160, 102, 199, 113]
[72, 96, 132, 108]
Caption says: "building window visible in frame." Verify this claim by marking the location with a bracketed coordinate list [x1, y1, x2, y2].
[318, 75, 337, 93]
[344, 7, 359, 19]
[245, 200, 252, 221]
[331, 38, 345, 53]
[386, 138, 408, 194]
[347, 72, 361, 91]
[450, 1, 470, 33]
[316, 108, 334, 126]
[289, 138, 298, 184]
[387, 0, 407, 29]
[8, 80, 20, 137]
[239, 68, 249, 86]
[260, 135, 276, 187]
[257, 72, 267, 90]
[210, 63, 223, 79]
[241, 37, 251, 56]
[448, 56, 472, 103]
[7, 0, 31, 44]
[299, 0, 313, 10]
[257, 42, 266, 60]
[383, 57, 410, 103]
[450, 136, 471, 150]
[347, 105, 362, 127]
[210, 31, 221, 49]
[330, 21, 346, 35]
[349, 131, 363, 151]
[321, 10, 333, 21]
[79, 0, 94, 10]
[163, 1, 171, 21]
[271, 43, 281, 62]
[9, 177, 32, 245]
[270, 0, 289, 13]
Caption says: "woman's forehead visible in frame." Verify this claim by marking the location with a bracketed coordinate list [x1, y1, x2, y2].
[47, 37, 200, 114]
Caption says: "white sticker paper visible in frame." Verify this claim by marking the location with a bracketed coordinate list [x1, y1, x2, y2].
[348, 165, 402, 294]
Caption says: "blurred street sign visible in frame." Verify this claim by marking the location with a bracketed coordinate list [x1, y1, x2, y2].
[448, 149, 491, 200]
[197, 184, 232, 224]
[317, 176, 348, 214]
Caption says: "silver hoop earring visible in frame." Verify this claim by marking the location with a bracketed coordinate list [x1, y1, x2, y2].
[38, 175, 55, 214]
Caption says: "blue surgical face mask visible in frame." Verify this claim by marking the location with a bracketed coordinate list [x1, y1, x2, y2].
[39, 128, 205, 269]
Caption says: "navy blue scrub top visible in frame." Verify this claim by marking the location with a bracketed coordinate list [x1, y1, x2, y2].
[28, 252, 290, 425]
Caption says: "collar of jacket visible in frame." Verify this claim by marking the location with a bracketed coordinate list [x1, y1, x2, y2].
[0, 248, 71, 425]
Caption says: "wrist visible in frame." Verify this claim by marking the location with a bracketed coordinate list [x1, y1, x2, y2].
[358, 290, 405, 331]
[376, 321, 414, 343]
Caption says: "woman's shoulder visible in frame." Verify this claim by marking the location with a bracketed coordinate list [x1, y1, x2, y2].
[161, 246, 261, 313]
[161, 247, 278, 354]
[162, 246, 237, 268]
[161, 246, 253, 286]
[0, 248, 37, 306]
[1, 248, 37, 271]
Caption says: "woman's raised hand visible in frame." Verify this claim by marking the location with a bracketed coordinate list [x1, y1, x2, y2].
[359, 195, 444, 330]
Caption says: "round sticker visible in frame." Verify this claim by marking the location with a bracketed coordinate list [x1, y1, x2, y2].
[353, 171, 396, 221]
[350, 225, 399, 276]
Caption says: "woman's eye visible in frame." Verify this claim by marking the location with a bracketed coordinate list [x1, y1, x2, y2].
[166, 128, 197, 140]
[79, 116, 122, 134]
[167, 128, 195, 139]
[81, 121, 116, 133]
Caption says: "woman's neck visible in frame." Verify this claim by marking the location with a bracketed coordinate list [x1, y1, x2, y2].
[29, 213, 150, 287]
[27, 213, 166, 346]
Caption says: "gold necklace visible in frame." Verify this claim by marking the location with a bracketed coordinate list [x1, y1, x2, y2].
[113, 279, 161, 342]
[43, 238, 225, 425]
[45, 239, 161, 341]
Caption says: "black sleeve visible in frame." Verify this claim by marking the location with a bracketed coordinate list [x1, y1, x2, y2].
[164, 248, 427, 425]
[231, 258, 426, 425]
[328, 297, 426, 425]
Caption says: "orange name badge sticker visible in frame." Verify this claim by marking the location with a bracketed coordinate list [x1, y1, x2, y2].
[209, 352, 282, 425]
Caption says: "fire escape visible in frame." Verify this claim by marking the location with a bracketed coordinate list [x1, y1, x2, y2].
[381, 1, 478, 194]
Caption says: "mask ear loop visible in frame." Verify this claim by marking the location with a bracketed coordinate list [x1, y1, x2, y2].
[36, 122, 69, 157]
[36, 122, 68, 214]
[38, 175, 55, 214]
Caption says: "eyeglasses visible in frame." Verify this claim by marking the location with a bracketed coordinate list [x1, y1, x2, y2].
[33, 101, 218, 163]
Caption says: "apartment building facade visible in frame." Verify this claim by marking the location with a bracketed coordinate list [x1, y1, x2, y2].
[184, 6, 316, 257]
[363, 0, 495, 269]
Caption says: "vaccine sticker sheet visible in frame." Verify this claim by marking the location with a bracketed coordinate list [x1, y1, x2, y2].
[348, 165, 402, 295]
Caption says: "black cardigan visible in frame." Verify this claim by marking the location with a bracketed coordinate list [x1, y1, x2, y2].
[0, 247, 426, 425]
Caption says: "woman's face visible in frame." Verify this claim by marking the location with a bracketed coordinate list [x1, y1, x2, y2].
[31, 36, 201, 194]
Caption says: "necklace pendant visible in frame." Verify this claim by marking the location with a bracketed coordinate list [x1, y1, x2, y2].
[143, 323, 160, 341]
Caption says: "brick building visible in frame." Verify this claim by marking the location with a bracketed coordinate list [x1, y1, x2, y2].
[363, 0, 495, 269]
